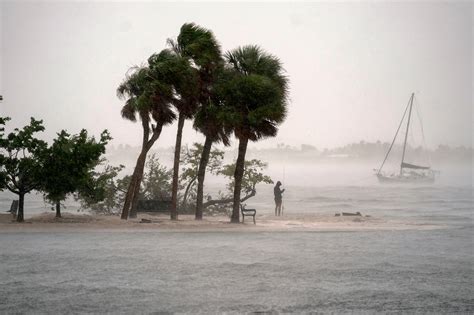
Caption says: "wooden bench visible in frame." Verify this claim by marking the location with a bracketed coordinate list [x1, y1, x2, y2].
[240, 203, 256, 224]
[136, 199, 172, 213]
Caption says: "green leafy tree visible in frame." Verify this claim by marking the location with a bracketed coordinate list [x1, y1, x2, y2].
[223, 45, 289, 223]
[117, 61, 176, 219]
[75, 164, 126, 215]
[218, 159, 273, 199]
[201, 159, 273, 215]
[141, 153, 172, 201]
[77, 155, 172, 215]
[41, 130, 111, 218]
[0, 117, 47, 222]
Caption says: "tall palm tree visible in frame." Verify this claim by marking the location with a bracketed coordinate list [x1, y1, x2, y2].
[118, 61, 176, 219]
[223, 45, 289, 223]
[193, 93, 231, 220]
[149, 48, 199, 221]
[172, 23, 229, 220]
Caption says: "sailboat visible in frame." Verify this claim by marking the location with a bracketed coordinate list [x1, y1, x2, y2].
[375, 93, 437, 183]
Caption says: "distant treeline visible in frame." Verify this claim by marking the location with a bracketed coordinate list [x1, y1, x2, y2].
[107, 141, 473, 163]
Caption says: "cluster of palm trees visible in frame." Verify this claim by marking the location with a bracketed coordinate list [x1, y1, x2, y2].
[118, 23, 289, 223]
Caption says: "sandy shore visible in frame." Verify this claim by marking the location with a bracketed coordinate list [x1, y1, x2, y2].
[0, 211, 442, 232]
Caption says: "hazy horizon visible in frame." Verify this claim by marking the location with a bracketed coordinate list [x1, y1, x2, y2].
[1, 1, 472, 150]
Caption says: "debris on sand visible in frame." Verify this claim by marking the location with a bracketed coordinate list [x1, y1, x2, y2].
[335, 212, 362, 216]
[343, 212, 362, 216]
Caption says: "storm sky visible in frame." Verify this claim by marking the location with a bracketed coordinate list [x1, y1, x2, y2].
[1, 1, 472, 150]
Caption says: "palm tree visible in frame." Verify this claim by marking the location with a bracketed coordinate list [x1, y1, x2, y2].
[149, 48, 199, 221]
[223, 45, 289, 223]
[172, 23, 229, 220]
[118, 60, 176, 219]
[193, 94, 231, 220]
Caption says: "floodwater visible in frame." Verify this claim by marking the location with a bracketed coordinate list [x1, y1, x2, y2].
[0, 162, 472, 313]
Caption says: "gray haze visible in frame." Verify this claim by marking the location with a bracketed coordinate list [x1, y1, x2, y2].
[1, 1, 472, 149]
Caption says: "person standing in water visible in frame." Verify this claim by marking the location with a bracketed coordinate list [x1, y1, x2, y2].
[274, 181, 285, 216]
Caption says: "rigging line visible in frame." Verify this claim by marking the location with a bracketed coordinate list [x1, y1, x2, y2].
[414, 96, 431, 166]
[377, 95, 412, 174]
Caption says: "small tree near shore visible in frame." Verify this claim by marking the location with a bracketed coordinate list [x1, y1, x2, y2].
[0, 117, 47, 222]
[41, 130, 111, 218]
[202, 159, 273, 215]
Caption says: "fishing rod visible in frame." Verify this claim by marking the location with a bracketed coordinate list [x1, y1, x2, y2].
[282, 163, 285, 216]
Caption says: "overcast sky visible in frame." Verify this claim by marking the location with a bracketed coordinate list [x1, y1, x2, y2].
[1, 1, 472, 150]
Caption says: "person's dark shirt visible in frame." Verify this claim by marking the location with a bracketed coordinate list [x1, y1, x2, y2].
[274, 185, 284, 201]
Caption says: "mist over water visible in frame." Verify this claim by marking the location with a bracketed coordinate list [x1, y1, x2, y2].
[0, 160, 472, 221]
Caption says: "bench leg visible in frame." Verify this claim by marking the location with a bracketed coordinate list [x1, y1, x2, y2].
[253, 215, 256, 224]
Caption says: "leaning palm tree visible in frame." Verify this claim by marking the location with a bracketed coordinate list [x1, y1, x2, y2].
[172, 23, 229, 220]
[223, 45, 289, 223]
[118, 61, 176, 219]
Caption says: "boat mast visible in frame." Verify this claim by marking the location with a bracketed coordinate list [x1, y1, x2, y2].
[400, 92, 415, 175]
[377, 94, 412, 174]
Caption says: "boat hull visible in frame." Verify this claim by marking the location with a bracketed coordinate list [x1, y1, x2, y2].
[376, 173, 435, 184]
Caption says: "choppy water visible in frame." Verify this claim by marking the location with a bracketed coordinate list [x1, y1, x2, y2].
[0, 163, 472, 313]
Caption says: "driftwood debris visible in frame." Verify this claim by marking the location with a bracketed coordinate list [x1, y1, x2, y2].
[343, 212, 362, 216]
[335, 212, 362, 217]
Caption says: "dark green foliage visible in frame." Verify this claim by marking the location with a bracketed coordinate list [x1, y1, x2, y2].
[41, 130, 111, 216]
[117, 65, 176, 127]
[176, 23, 223, 75]
[148, 49, 200, 119]
[222, 45, 289, 141]
[0, 118, 47, 194]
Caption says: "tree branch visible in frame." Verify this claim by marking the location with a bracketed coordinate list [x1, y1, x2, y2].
[202, 189, 256, 208]
[6, 184, 19, 195]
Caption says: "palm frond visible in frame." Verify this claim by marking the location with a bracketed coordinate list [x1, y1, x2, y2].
[121, 101, 137, 122]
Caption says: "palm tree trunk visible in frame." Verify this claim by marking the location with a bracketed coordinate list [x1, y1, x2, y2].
[121, 123, 163, 220]
[17, 192, 25, 223]
[121, 172, 137, 219]
[181, 176, 196, 210]
[55, 201, 61, 218]
[128, 151, 147, 218]
[120, 175, 136, 220]
[231, 137, 249, 223]
[195, 136, 213, 220]
[170, 114, 185, 220]
[121, 157, 141, 219]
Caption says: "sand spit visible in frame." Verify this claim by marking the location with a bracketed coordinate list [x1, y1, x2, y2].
[0, 211, 443, 232]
